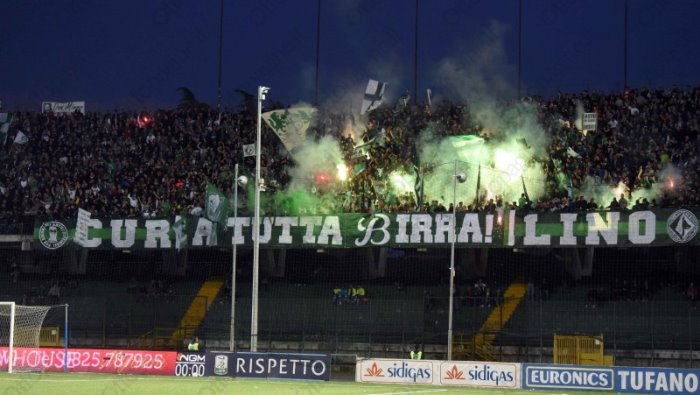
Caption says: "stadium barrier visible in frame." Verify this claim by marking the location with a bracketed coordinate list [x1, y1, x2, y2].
[523, 363, 700, 395]
[174, 352, 206, 377]
[355, 358, 521, 388]
[0, 346, 176, 375]
[203, 351, 331, 381]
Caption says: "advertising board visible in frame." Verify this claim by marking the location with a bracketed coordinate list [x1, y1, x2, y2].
[614, 366, 700, 394]
[203, 351, 330, 380]
[232, 352, 330, 381]
[174, 352, 206, 377]
[0, 347, 176, 375]
[357, 358, 435, 384]
[439, 361, 520, 388]
[522, 364, 614, 391]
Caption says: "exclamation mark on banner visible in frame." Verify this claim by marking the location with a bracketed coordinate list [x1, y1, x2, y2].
[485, 214, 494, 243]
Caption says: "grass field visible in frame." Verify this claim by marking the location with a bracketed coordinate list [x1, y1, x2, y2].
[0, 372, 644, 395]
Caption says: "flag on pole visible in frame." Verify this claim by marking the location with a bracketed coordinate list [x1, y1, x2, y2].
[242, 143, 255, 157]
[173, 216, 187, 251]
[262, 107, 317, 152]
[411, 142, 424, 210]
[475, 165, 481, 208]
[521, 175, 530, 203]
[13, 131, 28, 145]
[395, 91, 410, 113]
[552, 158, 574, 198]
[205, 183, 229, 225]
[361, 79, 387, 114]
[352, 162, 366, 176]
[566, 146, 581, 158]
[448, 135, 485, 161]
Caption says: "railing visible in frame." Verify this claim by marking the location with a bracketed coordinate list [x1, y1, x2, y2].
[21, 291, 700, 366]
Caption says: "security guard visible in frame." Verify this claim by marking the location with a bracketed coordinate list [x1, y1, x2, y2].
[410, 344, 422, 360]
[188, 336, 200, 352]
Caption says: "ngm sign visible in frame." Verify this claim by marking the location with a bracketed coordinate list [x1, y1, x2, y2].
[523, 364, 614, 391]
[440, 362, 520, 388]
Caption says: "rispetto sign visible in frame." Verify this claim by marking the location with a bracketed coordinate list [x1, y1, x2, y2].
[202, 351, 330, 380]
[33, 209, 699, 250]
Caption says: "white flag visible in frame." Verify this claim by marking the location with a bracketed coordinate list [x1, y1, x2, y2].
[262, 107, 317, 152]
[361, 79, 387, 114]
[582, 112, 597, 131]
[243, 143, 255, 157]
[75, 208, 92, 246]
[13, 131, 28, 145]
[567, 147, 581, 158]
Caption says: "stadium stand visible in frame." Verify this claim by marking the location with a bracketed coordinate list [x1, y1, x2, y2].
[1, 87, 699, 365]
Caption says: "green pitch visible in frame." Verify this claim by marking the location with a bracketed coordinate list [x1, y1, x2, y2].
[0, 372, 637, 395]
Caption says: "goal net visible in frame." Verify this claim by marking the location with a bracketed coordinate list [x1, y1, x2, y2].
[0, 302, 54, 373]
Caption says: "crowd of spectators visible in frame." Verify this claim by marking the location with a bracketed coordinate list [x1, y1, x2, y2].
[332, 285, 368, 305]
[1, 86, 699, 220]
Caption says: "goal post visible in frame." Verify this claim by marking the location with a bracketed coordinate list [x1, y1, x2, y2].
[0, 302, 69, 373]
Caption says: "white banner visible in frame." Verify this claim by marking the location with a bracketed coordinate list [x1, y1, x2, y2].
[361, 79, 387, 114]
[583, 112, 597, 131]
[439, 361, 521, 388]
[356, 358, 435, 385]
[75, 208, 92, 246]
[243, 143, 255, 157]
[356, 358, 522, 389]
[42, 101, 86, 114]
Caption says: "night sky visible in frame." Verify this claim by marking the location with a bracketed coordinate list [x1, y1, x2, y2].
[2, 0, 699, 111]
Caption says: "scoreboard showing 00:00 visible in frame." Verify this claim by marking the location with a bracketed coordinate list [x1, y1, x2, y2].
[175, 353, 206, 377]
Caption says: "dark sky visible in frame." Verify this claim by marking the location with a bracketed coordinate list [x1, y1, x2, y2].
[2, 0, 699, 111]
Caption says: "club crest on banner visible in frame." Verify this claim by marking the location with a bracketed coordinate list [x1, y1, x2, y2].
[38, 221, 69, 249]
[667, 209, 698, 243]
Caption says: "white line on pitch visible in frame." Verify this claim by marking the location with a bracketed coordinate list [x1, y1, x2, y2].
[366, 389, 448, 395]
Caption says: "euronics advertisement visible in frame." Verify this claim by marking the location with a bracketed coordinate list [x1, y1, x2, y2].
[522, 364, 615, 391]
[356, 358, 521, 388]
[523, 363, 700, 395]
[0, 347, 176, 375]
[204, 351, 330, 381]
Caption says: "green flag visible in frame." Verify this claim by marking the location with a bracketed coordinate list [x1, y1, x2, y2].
[352, 162, 366, 176]
[205, 183, 229, 224]
[448, 135, 485, 161]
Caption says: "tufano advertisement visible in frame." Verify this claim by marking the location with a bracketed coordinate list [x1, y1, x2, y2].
[357, 358, 435, 385]
[615, 366, 700, 395]
[439, 361, 520, 388]
[174, 352, 206, 377]
[522, 364, 614, 391]
[0, 347, 176, 375]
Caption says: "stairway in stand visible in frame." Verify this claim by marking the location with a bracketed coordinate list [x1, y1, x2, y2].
[455, 280, 528, 361]
[169, 279, 224, 348]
